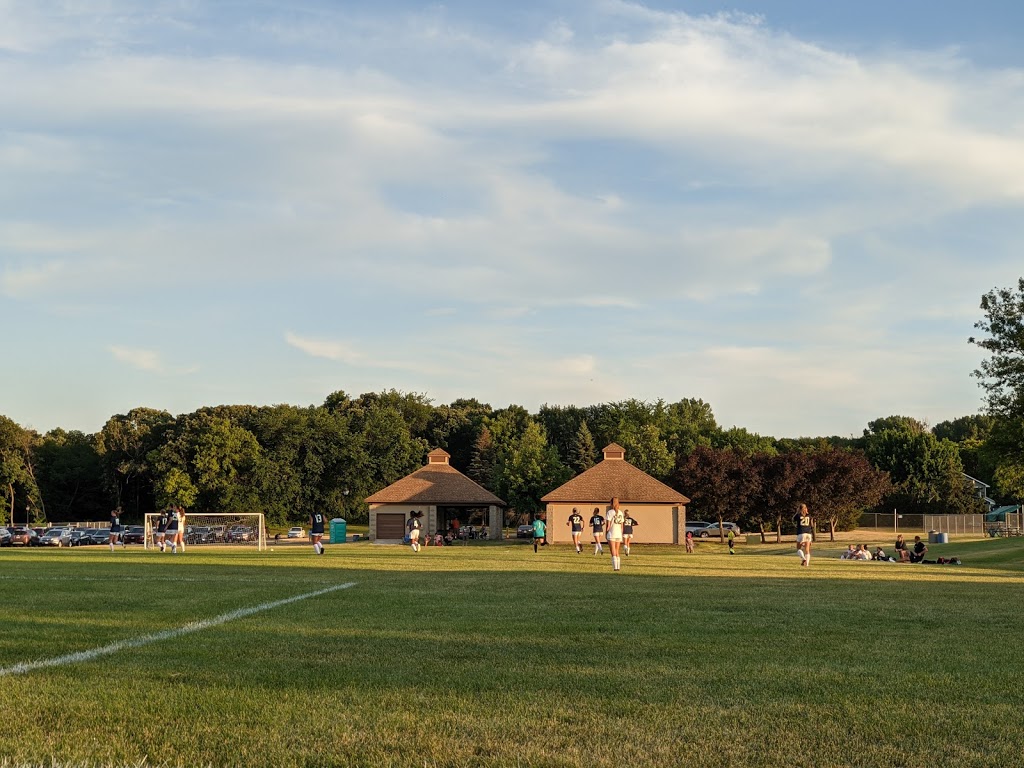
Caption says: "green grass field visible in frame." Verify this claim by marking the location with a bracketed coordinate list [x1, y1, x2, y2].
[2, 535, 1023, 768]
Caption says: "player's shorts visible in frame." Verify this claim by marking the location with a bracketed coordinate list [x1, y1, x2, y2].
[606, 532, 623, 542]
[592, 530, 604, 537]
[623, 530, 633, 537]
[797, 533, 812, 543]
[571, 526, 582, 533]
[156, 529, 167, 537]
[409, 529, 420, 540]
[109, 531, 120, 538]
[166, 528, 179, 536]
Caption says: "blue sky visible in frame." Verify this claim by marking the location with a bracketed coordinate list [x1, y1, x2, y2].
[3, 0, 1023, 439]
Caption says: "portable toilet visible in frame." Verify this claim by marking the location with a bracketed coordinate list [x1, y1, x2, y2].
[330, 518, 347, 544]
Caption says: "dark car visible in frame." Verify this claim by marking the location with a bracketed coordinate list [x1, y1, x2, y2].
[186, 526, 217, 545]
[516, 524, 533, 539]
[122, 526, 145, 545]
[0, 527, 11, 547]
[67, 530, 93, 547]
[85, 528, 110, 545]
[10, 527, 41, 546]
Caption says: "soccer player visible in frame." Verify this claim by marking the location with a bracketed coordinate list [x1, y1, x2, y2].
[794, 502, 813, 567]
[407, 511, 422, 553]
[108, 507, 122, 552]
[166, 506, 181, 554]
[567, 507, 584, 553]
[589, 507, 605, 555]
[155, 507, 169, 552]
[622, 510, 637, 556]
[605, 497, 625, 572]
[532, 514, 547, 553]
[727, 528, 736, 555]
[310, 511, 326, 555]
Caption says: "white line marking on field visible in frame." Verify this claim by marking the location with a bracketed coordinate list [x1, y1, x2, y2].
[0, 582, 356, 677]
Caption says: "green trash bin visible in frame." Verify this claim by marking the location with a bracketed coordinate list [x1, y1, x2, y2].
[330, 518, 347, 544]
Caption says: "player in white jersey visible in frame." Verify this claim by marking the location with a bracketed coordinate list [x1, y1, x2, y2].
[605, 497, 626, 572]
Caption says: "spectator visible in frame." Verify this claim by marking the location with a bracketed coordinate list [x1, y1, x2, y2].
[894, 534, 910, 562]
[840, 544, 858, 560]
[910, 535, 928, 563]
[854, 544, 873, 561]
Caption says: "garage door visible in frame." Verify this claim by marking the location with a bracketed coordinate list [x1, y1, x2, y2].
[376, 513, 406, 540]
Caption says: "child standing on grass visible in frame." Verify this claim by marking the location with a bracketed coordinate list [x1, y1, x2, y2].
[794, 503, 813, 567]
[407, 511, 422, 553]
[155, 508, 169, 552]
[532, 514, 547, 553]
[165, 506, 180, 554]
[623, 511, 637, 556]
[589, 507, 605, 555]
[108, 508, 122, 552]
[310, 511, 326, 555]
[605, 498, 625, 572]
[727, 528, 736, 555]
[685, 530, 694, 553]
[567, 508, 585, 553]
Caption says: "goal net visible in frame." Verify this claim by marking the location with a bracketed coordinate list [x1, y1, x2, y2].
[144, 512, 267, 552]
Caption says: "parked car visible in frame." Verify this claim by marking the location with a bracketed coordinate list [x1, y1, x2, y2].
[67, 530, 93, 547]
[121, 525, 145, 544]
[694, 522, 741, 538]
[516, 524, 533, 539]
[287, 527, 305, 538]
[684, 520, 711, 535]
[186, 526, 216, 545]
[0, 527, 11, 546]
[10, 527, 41, 546]
[85, 528, 110, 545]
[40, 528, 69, 546]
[226, 526, 254, 542]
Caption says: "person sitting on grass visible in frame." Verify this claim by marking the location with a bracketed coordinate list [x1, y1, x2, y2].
[909, 535, 928, 563]
[840, 544, 858, 560]
[874, 546, 892, 562]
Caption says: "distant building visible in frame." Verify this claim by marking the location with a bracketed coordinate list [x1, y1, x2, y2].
[365, 449, 506, 541]
[541, 443, 690, 544]
[963, 473, 996, 511]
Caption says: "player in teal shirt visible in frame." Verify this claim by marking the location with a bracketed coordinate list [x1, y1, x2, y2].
[532, 515, 547, 553]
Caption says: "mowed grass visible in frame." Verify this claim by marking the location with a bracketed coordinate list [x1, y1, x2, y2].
[1, 535, 1023, 768]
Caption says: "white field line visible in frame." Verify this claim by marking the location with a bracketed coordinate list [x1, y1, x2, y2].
[0, 582, 356, 677]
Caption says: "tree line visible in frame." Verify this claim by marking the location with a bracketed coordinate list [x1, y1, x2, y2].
[3, 278, 1021, 532]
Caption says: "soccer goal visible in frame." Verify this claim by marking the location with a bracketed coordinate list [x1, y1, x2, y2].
[144, 512, 267, 552]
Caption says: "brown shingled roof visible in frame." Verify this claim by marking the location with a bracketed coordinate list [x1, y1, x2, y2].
[365, 462, 507, 506]
[541, 455, 689, 504]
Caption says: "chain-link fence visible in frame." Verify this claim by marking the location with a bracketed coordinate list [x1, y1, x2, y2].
[858, 511, 1023, 535]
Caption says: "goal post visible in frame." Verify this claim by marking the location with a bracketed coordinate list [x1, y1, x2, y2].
[144, 512, 267, 552]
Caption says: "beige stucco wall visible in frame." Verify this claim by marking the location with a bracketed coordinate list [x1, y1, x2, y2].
[544, 503, 685, 544]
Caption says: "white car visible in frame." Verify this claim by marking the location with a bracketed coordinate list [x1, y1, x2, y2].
[286, 527, 305, 539]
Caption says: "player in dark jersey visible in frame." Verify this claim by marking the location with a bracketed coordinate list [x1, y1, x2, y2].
[108, 508, 123, 552]
[407, 512, 422, 553]
[155, 508, 169, 552]
[310, 511, 326, 555]
[622, 510, 638, 556]
[589, 507, 605, 555]
[567, 508, 585, 553]
[166, 506, 182, 554]
[793, 502, 814, 567]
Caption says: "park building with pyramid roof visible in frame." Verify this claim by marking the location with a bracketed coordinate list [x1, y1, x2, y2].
[365, 448, 507, 542]
[541, 443, 691, 545]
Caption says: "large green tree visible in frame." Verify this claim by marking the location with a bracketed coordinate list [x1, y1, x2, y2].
[674, 446, 757, 541]
[0, 415, 41, 527]
[970, 279, 1024, 501]
[34, 429, 107, 521]
[96, 408, 175, 519]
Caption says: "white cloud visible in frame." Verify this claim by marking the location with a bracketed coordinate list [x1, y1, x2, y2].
[284, 333, 363, 364]
[108, 346, 198, 375]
